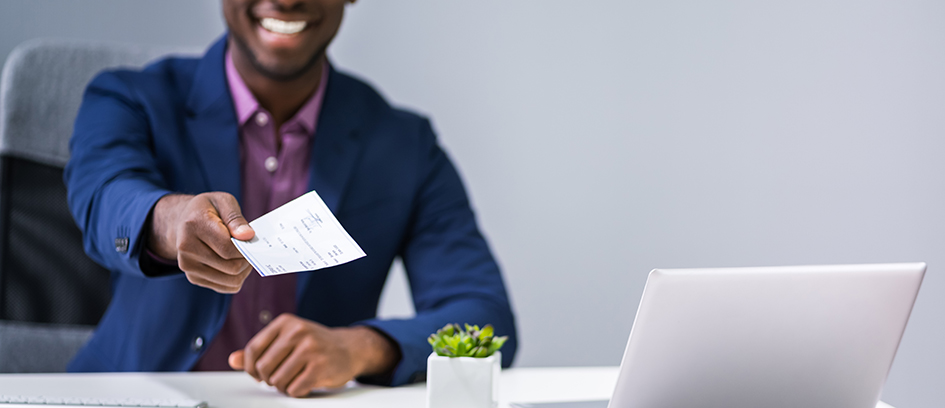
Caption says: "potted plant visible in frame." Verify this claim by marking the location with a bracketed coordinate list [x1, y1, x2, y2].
[426, 323, 508, 408]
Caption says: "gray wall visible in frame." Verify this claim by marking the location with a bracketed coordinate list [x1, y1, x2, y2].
[0, 1, 225, 68]
[3, 1, 943, 408]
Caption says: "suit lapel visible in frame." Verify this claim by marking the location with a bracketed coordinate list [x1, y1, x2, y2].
[184, 36, 241, 199]
[306, 65, 364, 214]
[298, 66, 365, 294]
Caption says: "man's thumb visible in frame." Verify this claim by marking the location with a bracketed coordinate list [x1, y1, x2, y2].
[228, 350, 245, 370]
[211, 193, 254, 240]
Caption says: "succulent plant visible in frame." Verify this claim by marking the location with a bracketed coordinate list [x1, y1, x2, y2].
[427, 323, 508, 358]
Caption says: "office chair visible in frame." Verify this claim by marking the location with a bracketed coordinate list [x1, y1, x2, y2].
[0, 39, 197, 372]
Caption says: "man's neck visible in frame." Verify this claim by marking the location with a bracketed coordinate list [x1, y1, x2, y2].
[229, 42, 324, 130]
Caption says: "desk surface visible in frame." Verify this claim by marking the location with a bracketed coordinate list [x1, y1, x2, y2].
[0, 367, 895, 408]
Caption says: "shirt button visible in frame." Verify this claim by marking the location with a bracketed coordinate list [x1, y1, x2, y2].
[255, 112, 269, 126]
[259, 310, 273, 325]
[192, 336, 205, 352]
[264, 156, 278, 173]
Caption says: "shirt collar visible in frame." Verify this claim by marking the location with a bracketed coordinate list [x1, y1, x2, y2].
[225, 49, 329, 135]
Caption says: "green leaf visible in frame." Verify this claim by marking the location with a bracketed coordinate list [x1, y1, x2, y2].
[448, 335, 461, 350]
[489, 336, 508, 353]
[480, 338, 492, 349]
[480, 325, 494, 341]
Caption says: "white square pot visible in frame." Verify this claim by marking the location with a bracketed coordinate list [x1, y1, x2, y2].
[426, 351, 501, 408]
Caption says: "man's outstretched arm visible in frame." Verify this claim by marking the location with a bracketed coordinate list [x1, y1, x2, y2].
[66, 71, 258, 293]
[65, 71, 174, 277]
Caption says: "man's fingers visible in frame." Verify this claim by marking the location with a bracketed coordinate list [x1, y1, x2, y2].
[179, 238, 249, 276]
[206, 257, 251, 277]
[180, 258, 248, 293]
[209, 193, 254, 241]
[268, 353, 307, 394]
[197, 247, 252, 276]
[187, 216, 246, 261]
[255, 335, 296, 384]
[178, 198, 245, 262]
[286, 364, 318, 398]
[244, 320, 285, 381]
[182, 271, 238, 294]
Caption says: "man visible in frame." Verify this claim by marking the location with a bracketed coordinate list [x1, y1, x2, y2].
[64, 0, 517, 397]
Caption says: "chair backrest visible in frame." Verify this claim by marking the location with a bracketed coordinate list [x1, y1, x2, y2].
[0, 320, 93, 373]
[0, 39, 197, 330]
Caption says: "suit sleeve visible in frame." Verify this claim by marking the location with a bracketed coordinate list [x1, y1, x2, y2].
[359, 119, 518, 386]
[63, 71, 173, 277]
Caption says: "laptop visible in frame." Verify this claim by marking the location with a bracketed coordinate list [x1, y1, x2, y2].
[513, 263, 925, 408]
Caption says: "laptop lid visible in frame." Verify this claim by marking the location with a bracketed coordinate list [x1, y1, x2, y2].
[609, 263, 925, 408]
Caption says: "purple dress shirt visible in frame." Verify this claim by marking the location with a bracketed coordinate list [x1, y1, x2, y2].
[192, 51, 329, 371]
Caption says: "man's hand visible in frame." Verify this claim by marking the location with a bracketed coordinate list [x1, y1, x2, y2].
[148, 192, 255, 293]
[228, 314, 400, 397]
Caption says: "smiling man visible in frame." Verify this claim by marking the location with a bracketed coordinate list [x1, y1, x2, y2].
[63, 0, 517, 397]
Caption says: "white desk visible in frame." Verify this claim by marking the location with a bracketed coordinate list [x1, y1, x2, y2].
[0, 367, 895, 408]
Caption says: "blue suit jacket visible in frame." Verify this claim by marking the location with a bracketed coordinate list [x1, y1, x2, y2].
[63, 36, 517, 385]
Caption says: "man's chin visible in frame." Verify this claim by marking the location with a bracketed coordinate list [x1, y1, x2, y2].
[254, 62, 318, 82]
[232, 36, 325, 82]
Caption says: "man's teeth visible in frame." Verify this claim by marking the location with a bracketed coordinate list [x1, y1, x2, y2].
[260, 18, 307, 35]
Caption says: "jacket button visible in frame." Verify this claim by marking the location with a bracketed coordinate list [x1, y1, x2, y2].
[114, 237, 129, 254]
[192, 336, 205, 352]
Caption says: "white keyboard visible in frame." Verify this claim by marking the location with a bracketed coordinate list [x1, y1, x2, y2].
[0, 396, 206, 408]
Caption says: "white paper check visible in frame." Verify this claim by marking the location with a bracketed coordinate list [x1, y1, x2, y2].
[231, 190, 366, 277]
